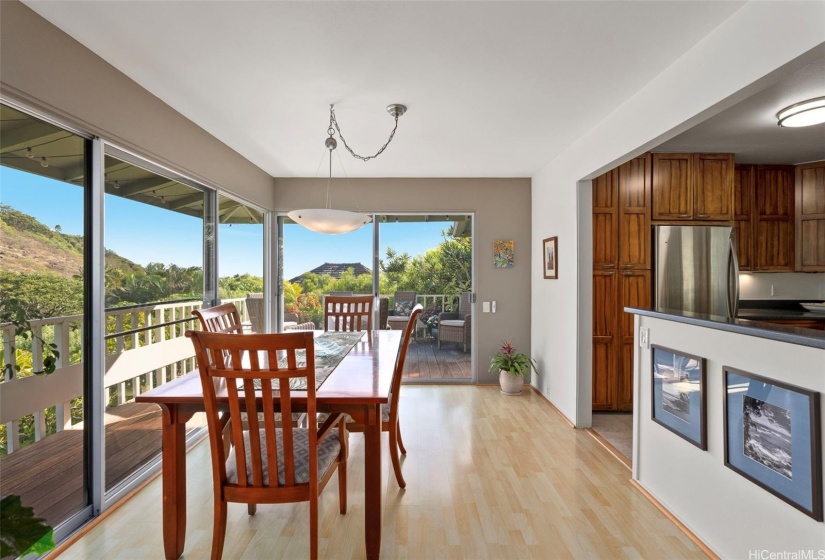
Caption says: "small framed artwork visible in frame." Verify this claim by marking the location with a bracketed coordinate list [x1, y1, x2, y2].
[723, 367, 822, 521]
[542, 237, 558, 279]
[494, 240, 514, 268]
[651, 345, 707, 449]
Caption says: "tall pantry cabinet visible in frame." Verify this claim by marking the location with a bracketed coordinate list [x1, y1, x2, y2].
[592, 154, 651, 411]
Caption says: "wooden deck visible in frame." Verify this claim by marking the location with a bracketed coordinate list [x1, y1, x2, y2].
[402, 336, 472, 380]
[0, 402, 164, 528]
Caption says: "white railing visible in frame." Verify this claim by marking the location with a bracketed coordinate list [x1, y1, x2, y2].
[0, 297, 249, 454]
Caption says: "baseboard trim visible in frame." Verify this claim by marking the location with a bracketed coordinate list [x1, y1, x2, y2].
[529, 385, 575, 429]
[629, 480, 719, 560]
[584, 427, 632, 470]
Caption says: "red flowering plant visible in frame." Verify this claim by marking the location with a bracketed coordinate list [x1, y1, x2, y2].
[288, 293, 323, 327]
[489, 340, 537, 378]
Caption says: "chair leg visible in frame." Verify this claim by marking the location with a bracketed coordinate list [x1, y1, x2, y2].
[396, 419, 408, 455]
[389, 421, 407, 489]
[248, 503, 257, 516]
[309, 495, 319, 560]
[212, 498, 227, 560]
[338, 419, 348, 514]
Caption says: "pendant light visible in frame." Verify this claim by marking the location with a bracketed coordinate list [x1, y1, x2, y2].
[288, 104, 407, 234]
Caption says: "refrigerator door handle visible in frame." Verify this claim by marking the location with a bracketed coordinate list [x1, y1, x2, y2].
[727, 233, 740, 319]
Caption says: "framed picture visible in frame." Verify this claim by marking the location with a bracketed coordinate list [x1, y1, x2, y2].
[542, 237, 558, 279]
[723, 367, 822, 521]
[494, 240, 514, 268]
[651, 345, 707, 449]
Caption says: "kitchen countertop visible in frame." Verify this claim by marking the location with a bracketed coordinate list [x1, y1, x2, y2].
[624, 307, 825, 349]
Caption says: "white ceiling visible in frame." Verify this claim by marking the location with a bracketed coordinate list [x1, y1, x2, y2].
[655, 58, 825, 165]
[24, 1, 746, 178]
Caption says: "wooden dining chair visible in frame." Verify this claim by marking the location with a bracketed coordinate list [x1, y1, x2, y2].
[192, 302, 244, 334]
[187, 330, 348, 560]
[323, 295, 374, 342]
[348, 304, 422, 489]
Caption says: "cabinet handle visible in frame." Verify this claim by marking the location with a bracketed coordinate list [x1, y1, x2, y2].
[696, 214, 710, 218]
[677, 214, 691, 218]
[620, 264, 634, 268]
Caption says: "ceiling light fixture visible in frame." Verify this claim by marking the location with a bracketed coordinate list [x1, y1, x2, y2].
[288, 103, 407, 234]
[777, 96, 825, 127]
[26, 147, 34, 159]
[40, 156, 49, 168]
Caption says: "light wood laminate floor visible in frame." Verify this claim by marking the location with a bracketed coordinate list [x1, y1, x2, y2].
[58, 386, 707, 559]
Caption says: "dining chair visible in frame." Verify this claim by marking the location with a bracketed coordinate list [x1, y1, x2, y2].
[348, 304, 422, 489]
[192, 302, 244, 335]
[187, 330, 348, 560]
[323, 295, 374, 342]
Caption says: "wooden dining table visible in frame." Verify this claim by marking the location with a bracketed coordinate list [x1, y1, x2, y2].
[136, 329, 402, 560]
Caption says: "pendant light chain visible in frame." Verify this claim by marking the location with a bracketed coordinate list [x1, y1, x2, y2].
[329, 104, 400, 162]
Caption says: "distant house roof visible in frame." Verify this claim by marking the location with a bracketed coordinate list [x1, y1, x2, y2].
[289, 262, 372, 284]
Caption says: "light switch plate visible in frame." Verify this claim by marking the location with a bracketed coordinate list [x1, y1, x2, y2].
[482, 302, 490, 313]
[639, 327, 650, 349]
[491, 301, 496, 313]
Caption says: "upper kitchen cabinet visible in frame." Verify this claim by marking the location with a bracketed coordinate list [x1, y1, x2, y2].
[618, 154, 652, 269]
[652, 153, 734, 221]
[754, 165, 795, 271]
[733, 164, 755, 270]
[592, 169, 618, 269]
[795, 161, 825, 271]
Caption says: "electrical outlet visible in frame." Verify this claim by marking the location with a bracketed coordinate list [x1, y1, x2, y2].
[771, 285, 777, 296]
[482, 301, 490, 313]
[639, 327, 650, 349]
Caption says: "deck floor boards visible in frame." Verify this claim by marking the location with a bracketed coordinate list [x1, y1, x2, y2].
[402, 337, 471, 380]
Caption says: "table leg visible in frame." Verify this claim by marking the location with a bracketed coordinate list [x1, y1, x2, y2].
[364, 403, 382, 559]
[160, 405, 190, 560]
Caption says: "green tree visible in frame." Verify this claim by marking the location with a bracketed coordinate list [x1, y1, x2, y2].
[219, 274, 264, 298]
[0, 272, 83, 319]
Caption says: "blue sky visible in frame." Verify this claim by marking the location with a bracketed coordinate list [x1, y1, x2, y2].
[1, 166, 449, 279]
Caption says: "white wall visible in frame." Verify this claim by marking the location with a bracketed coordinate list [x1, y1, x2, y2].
[633, 314, 825, 558]
[740, 273, 825, 301]
[530, 1, 825, 426]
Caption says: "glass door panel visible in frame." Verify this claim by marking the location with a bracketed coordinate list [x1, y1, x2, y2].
[377, 214, 473, 381]
[102, 153, 205, 493]
[0, 104, 90, 530]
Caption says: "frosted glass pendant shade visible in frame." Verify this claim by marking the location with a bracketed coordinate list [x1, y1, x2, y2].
[287, 209, 372, 234]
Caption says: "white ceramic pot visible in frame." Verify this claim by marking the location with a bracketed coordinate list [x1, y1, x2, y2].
[499, 370, 524, 396]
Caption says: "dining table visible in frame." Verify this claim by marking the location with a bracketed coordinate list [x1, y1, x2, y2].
[136, 328, 402, 560]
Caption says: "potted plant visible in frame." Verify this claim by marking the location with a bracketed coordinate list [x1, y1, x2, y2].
[489, 341, 537, 396]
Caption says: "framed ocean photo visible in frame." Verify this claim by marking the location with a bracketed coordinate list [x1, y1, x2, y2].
[723, 367, 822, 521]
[651, 345, 707, 450]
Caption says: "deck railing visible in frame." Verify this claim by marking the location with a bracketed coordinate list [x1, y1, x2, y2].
[0, 297, 249, 454]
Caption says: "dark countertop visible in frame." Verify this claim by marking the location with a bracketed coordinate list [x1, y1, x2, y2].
[624, 307, 825, 350]
[737, 300, 825, 321]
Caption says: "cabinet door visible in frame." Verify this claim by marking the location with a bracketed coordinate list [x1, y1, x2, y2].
[693, 153, 734, 220]
[755, 165, 795, 271]
[618, 271, 650, 411]
[796, 162, 825, 271]
[734, 164, 755, 270]
[652, 153, 692, 220]
[593, 170, 618, 269]
[592, 271, 617, 411]
[618, 155, 651, 269]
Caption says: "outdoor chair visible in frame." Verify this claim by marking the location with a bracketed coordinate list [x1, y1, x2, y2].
[387, 291, 417, 338]
[187, 330, 348, 560]
[284, 312, 314, 331]
[245, 293, 264, 333]
[193, 302, 244, 335]
[438, 292, 472, 353]
[348, 304, 422, 488]
[323, 295, 374, 343]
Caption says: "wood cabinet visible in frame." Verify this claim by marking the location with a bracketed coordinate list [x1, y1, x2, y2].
[755, 165, 795, 271]
[733, 164, 795, 271]
[592, 154, 651, 411]
[652, 153, 734, 221]
[795, 161, 825, 271]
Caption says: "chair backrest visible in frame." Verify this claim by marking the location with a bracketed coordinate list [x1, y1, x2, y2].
[284, 312, 299, 323]
[187, 330, 318, 494]
[389, 304, 423, 411]
[192, 302, 244, 334]
[457, 292, 472, 317]
[323, 295, 374, 342]
[392, 291, 417, 316]
[245, 293, 264, 333]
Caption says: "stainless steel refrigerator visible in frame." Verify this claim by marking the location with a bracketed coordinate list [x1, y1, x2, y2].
[654, 225, 739, 318]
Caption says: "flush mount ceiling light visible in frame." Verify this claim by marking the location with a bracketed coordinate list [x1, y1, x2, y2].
[777, 96, 825, 127]
[288, 104, 407, 234]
